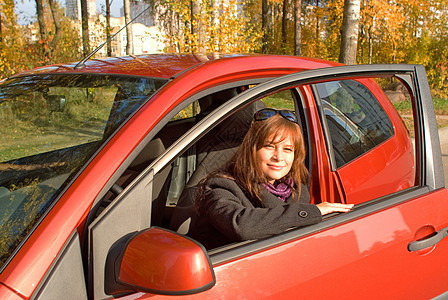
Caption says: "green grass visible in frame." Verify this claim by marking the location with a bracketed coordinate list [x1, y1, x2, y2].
[394, 97, 448, 115]
[394, 97, 448, 137]
[0, 89, 114, 162]
[261, 90, 295, 110]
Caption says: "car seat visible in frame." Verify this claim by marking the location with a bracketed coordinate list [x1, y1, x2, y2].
[169, 100, 266, 234]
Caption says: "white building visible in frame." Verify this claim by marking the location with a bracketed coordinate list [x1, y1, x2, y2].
[121, 23, 165, 55]
[65, 0, 96, 20]
[63, 0, 165, 57]
[92, 15, 165, 57]
[121, 1, 155, 27]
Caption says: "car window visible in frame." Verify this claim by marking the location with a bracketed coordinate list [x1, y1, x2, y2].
[314, 80, 394, 168]
[90, 85, 251, 299]
[0, 74, 166, 269]
[167, 89, 306, 241]
[170, 101, 200, 121]
[261, 89, 295, 110]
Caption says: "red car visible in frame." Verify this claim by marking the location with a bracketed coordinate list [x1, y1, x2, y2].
[0, 54, 447, 299]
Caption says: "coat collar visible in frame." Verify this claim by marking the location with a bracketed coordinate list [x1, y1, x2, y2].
[260, 187, 298, 208]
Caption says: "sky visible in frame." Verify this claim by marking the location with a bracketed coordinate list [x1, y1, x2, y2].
[14, 0, 123, 25]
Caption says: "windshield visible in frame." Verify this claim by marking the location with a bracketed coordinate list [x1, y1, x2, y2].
[0, 73, 167, 269]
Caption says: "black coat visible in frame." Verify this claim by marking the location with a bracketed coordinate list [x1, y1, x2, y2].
[189, 177, 322, 249]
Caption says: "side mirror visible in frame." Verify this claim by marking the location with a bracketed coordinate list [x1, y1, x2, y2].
[106, 227, 215, 296]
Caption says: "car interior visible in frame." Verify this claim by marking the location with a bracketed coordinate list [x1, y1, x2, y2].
[97, 85, 312, 250]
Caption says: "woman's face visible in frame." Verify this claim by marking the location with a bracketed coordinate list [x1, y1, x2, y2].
[256, 134, 295, 184]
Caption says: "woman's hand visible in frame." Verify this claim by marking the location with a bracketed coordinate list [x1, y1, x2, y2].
[316, 202, 354, 216]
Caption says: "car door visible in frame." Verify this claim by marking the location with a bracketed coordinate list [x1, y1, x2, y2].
[97, 65, 448, 299]
[197, 65, 447, 299]
[312, 78, 415, 204]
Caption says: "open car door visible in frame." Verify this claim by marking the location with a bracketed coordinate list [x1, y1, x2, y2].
[97, 65, 448, 299]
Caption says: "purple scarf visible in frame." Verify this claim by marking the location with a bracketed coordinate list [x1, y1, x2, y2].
[262, 178, 293, 202]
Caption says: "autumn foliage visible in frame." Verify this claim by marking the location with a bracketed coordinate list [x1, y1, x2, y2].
[0, 0, 81, 78]
[0, 0, 447, 93]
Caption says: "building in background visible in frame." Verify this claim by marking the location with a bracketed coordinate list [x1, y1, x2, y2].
[65, 0, 96, 20]
[121, 1, 155, 27]
[91, 15, 165, 57]
[63, 0, 165, 56]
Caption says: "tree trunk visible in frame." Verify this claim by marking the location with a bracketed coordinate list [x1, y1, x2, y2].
[124, 0, 133, 55]
[294, 0, 301, 56]
[262, 0, 269, 54]
[339, 0, 360, 65]
[35, 0, 50, 60]
[191, 0, 203, 52]
[281, 0, 288, 53]
[80, 0, 90, 56]
[48, 0, 61, 46]
[211, 0, 218, 52]
[106, 0, 112, 56]
[35, 0, 46, 40]
[368, 26, 373, 64]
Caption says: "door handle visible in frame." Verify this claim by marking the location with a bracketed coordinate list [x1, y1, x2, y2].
[408, 227, 448, 252]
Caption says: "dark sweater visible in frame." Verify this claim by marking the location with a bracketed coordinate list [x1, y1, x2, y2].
[189, 177, 322, 249]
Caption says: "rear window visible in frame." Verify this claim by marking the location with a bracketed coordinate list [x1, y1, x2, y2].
[0, 74, 167, 269]
[315, 80, 394, 168]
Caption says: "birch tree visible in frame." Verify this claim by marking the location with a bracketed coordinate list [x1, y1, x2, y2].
[339, 0, 360, 64]
[123, 0, 133, 55]
[106, 0, 112, 56]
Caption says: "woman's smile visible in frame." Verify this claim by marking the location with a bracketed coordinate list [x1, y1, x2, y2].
[266, 163, 285, 170]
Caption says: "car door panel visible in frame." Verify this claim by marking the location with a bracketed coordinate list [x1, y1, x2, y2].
[90, 169, 154, 299]
[335, 136, 415, 204]
[194, 65, 447, 299]
[108, 65, 447, 299]
[312, 78, 415, 204]
[115, 188, 448, 299]
[32, 231, 88, 299]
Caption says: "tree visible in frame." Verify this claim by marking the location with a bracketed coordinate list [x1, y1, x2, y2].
[262, 0, 269, 53]
[281, 0, 289, 53]
[191, 0, 204, 52]
[0, 0, 27, 77]
[147, 0, 261, 53]
[48, 0, 61, 47]
[80, 0, 90, 56]
[35, 0, 46, 40]
[106, 0, 112, 56]
[294, 0, 301, 56]
[339, 0, 360, 64]
[123, 0, 133, 55]
[35, 0, 50, 60]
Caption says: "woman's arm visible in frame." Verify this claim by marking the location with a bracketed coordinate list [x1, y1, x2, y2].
[203, 179, 322, 241]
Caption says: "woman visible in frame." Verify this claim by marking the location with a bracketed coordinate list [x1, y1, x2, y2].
[189, 108, 353, 249]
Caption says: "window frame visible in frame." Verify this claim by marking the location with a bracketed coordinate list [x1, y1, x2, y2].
[145, 64, 442, 264]
[312, 78, 396, 170]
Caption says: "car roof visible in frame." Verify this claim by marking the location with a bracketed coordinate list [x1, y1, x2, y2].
[9, 53, 341, 80]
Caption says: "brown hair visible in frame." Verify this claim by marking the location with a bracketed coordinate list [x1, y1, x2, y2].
[195, 113, 308, 213]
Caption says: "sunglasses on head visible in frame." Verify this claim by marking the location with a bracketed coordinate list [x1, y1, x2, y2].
[253, 108, 298, 124]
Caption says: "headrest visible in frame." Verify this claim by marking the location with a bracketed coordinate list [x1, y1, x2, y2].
[211, 100, 266, 144]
